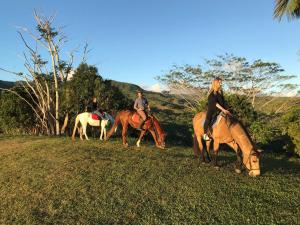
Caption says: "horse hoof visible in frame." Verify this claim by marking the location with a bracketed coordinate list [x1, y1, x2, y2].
[214, 166, 220, 170]
[235, 168, 242, 174]
[124, 143, 129, 148]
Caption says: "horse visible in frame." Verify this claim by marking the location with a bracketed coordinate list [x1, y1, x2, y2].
[72, 112, 114, 141]
[193, 112, 261, 177]
[106, 110, 166, 149]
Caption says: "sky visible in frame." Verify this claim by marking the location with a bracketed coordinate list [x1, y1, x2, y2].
[1, 0, 300, 91]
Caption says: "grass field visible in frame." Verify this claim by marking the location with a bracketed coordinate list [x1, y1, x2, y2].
[0, 136, 299, 224]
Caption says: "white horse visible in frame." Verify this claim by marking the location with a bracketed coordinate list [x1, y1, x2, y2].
[72, 112, 115, 141]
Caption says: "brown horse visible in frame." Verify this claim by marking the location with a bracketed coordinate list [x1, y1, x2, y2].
[107, 110, 166, 149]
[193, 112, 261, 177]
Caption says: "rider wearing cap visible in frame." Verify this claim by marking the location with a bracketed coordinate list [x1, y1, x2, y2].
[134, 90, 151, 130]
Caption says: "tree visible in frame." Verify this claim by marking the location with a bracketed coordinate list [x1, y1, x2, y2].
[274, 0, 300, 20]
[1, 10, 75, 135]
[157, 54, 299, 110]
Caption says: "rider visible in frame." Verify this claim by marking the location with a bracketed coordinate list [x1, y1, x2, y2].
[90, 97, 104, 120]
[203, 77, 231, 141]
[134, 90, 151, 130]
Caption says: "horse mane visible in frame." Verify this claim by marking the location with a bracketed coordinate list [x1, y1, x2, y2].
[152, 115, 165, 136]
[226, 115, 256, 150]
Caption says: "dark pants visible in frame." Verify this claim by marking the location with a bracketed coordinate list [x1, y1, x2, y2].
[204, 110, 218, 134]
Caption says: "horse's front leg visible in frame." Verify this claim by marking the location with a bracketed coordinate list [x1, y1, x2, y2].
[83, 125, 89, 140]
[79, 127, 83, 140]
[149, 128, 160, 148]
[103, 126, 107, 141]
[212, 140, 220, 169]
[100, 123, 104, 141]
[227, 141, 242, 174]
[136, 130, 146, 147]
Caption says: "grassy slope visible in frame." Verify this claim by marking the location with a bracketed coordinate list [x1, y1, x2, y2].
[0, 137, 299, 224]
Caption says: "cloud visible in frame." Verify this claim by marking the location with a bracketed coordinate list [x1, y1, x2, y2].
[142, 83, 168, 93]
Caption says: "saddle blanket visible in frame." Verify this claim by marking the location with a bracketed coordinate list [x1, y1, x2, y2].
[132, 113, 140, 123]
[91, 113, 100, 120]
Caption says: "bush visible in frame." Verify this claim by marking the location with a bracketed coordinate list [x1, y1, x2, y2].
[0, 88, 36, 134]
[282, 107, 300, 156]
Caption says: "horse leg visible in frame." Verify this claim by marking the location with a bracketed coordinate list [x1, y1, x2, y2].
[196, 136, 206, 163]
[100, 122, 104, 141]
[83, 124, 89, 140]
[122, 122, 129, 147]
[79, 127, 83, 140]
[205, 140, 212, 163]
[104, 126, 107, 141]
[136, 130, 146, 147]
[227, 141, 243, 174]
[212, 140, 220, 169]
[149, 128, 160, 148]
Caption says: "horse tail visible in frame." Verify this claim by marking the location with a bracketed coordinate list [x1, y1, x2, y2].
[193, 134, 200, 157]
[107, 113, 120, 139]
[72, 114, 80, 141]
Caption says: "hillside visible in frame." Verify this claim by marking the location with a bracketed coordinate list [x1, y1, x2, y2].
[0, 80, 14, 89]
[111, 80, 187, 112]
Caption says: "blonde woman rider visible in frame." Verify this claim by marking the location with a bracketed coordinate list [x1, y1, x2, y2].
[203, 77, 231, 141]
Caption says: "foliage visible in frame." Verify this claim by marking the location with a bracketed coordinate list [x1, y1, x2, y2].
[65, 63, 132, 115]
[156, 54, 298, 110]
[274, 0, 300, 20]
[282, 106, 300, 156]
[0, 88, 35, 134]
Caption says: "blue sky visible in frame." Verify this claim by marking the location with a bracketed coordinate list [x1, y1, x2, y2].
[1, 0, 300, 89]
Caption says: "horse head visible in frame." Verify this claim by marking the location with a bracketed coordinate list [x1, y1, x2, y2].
[245, 148, 262, 177]
[152, 116, 166, 149]
[226, 116, 262, 177]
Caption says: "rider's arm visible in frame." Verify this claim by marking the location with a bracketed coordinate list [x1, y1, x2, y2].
[134, 99, 139, 111]
[145, 98, 150, 111]
[216, 103, 230, 114]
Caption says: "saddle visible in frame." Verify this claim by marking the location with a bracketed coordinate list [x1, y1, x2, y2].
[202, 112, 224, 129]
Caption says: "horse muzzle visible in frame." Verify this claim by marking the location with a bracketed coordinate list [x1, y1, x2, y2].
[249, 170, 260, 177]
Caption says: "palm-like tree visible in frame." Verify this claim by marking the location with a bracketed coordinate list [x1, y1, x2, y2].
[274, 0, 300, 20]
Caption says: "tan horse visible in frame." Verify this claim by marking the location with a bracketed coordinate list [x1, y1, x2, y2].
[107, 110, 166, 149]
[193, 112, 261, 177]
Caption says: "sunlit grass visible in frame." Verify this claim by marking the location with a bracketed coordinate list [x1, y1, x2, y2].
[0, 136, 299, 224]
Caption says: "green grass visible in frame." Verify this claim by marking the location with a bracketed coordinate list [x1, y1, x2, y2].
[0, 136, 299, 224]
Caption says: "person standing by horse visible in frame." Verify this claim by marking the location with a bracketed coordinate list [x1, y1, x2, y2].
[90, 97, 104, 120]
[134, 90, 151, 130]
[203, 77, 231, 141]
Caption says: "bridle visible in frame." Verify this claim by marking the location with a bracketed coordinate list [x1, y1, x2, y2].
[244, 148, 261, 172]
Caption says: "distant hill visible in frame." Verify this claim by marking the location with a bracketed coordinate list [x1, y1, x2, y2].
[111, 80, 187, 112]
[0, 80, 14, 89]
